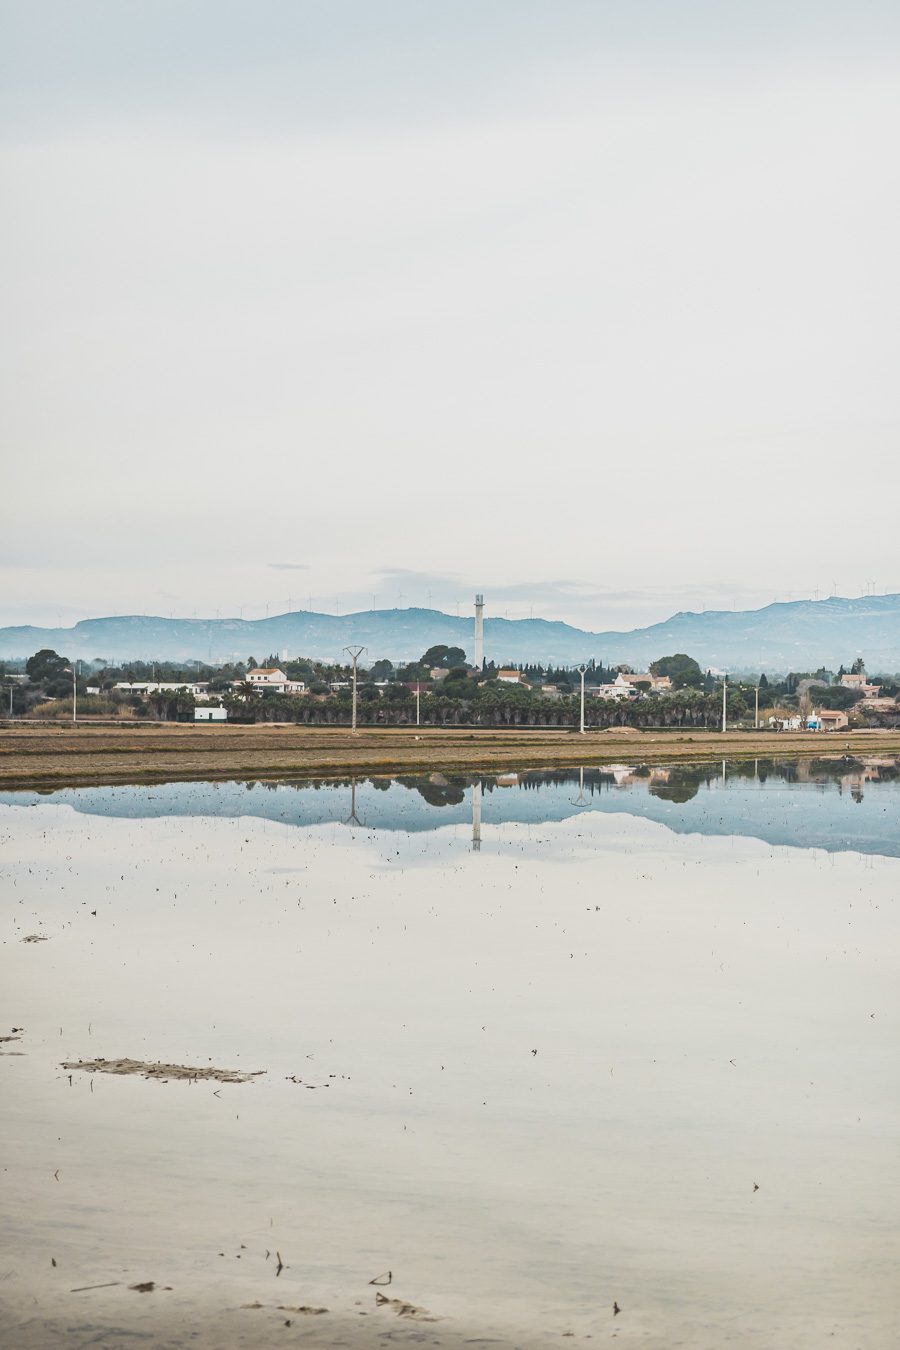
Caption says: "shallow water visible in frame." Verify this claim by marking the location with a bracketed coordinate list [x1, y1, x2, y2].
[1, 759, 898, 1348]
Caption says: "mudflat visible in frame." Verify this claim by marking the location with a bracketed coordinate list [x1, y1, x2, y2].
[2, 721, 900, 787]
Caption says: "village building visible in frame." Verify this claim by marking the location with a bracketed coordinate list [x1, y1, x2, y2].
[114, 680, 211, 700]
[768, 714, 804, 731]
[496, 669, 531, 686]
[245, 668, 306, 694]
[590, 682, 634, 700]
[194, 706, 227, 721]
[816, 708, 850, 731]
[840, 673, 880, 698]
[614, 671, 673, 693]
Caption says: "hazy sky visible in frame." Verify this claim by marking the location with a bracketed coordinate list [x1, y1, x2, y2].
[3, 1, 899, 633]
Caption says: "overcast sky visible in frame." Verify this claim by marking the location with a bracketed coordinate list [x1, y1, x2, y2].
[2, 1, 899, 633]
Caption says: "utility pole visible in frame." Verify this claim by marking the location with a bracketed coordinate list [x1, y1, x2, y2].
[72, 660, 78, 724]
[578, 664, 587, 734]
[344, 646, 366, 733]
[755, 682, 759, 730]
[721, 674, 727, 733]
[416, 685, 421, 726]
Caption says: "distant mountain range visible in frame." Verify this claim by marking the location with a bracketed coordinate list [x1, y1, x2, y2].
[1, 594, 899, 672]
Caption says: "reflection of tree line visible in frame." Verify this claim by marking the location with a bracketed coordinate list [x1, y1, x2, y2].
[246, 756, 899, 809]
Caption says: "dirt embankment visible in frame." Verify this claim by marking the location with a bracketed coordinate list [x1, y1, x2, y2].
[2, 722, 900, 788]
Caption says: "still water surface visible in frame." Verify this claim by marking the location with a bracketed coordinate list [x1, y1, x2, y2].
[1, 759, 898, 1348]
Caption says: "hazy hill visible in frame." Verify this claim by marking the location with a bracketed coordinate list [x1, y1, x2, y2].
[1, 594, 899, 672]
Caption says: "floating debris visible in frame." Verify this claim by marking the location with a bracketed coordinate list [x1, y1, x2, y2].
[375, 1292, 437, 1320]
[21, 934, 49, 943]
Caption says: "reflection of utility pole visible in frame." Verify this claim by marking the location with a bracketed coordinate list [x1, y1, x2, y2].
[472, 780, 482, 852]
[344, 778, 364, 826]
[578, 664, 587, 733]
[344, 646, 366, 733]
[571, 765, 586, 806]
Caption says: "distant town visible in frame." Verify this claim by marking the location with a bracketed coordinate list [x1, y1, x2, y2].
[4, 642, 898, 732]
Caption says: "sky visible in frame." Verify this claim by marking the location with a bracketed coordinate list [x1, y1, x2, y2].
[2, 1, 899, 634]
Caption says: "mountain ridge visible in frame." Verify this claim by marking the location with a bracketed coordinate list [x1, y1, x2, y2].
[2, 593, 899, 671]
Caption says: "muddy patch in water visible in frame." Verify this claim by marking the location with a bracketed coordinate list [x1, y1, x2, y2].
[62, 1058, 264, 1084]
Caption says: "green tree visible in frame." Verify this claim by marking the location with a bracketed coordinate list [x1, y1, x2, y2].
[26, 648, 69, 683]
[421, 644, 467, 669]
[25, 648, 72, 698]
[649, 653, 703, 689]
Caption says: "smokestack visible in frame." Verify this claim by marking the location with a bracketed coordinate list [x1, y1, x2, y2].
[474, 594, 484, 669]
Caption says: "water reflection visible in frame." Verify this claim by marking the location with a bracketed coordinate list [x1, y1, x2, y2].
[2, 756, 899, 1347]
[3, 754, 899, 859]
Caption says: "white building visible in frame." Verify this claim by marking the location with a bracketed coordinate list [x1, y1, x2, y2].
[613, 671, 672, 694]
[245, 668, 306, 695]
[590, 680, 634, 700]
[115, 681, 210, 699]
[194, 707, 228, 721]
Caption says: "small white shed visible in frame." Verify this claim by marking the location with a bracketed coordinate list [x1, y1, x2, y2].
[194, 707, 228, 722]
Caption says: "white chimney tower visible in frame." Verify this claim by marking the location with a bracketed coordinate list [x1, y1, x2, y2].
[474, 594, 484, 669]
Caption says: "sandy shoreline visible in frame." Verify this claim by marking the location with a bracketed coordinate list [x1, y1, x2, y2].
[2, 722, 899, 788]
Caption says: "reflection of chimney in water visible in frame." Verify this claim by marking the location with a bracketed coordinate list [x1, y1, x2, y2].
[472, 780, 482, 852]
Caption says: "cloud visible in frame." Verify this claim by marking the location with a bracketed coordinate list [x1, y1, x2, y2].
[268, 562, 310, 571]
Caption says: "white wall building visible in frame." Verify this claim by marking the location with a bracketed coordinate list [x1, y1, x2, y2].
[115, 681, 211, 699]
[245, 668, 306, 694]
[590, 680, 634, 700]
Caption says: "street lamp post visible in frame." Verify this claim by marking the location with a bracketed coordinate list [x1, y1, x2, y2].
[343, 646, 366, 733]
[578, 664, 587, 734]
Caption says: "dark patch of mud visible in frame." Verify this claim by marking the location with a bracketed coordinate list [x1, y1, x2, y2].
[61, 1058, 264, 1084]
